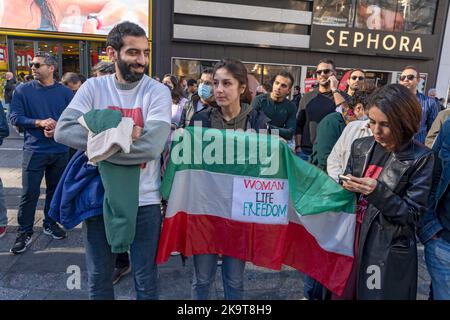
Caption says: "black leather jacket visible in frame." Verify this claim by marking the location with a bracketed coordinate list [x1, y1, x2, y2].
[344, 136, 434, 299]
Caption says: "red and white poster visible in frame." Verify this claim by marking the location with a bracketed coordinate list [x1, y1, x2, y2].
[15, 50, 34, 68]
[304, 78, 318, 93]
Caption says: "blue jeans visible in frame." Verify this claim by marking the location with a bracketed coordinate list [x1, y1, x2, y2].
[18, 151, 69, 234]
[425, 237, 450, 300]
[192, 254, 246, 300]
[303, 274, 328, 300]
[0, 177, 7, 226]
[82, 204, 162, 300]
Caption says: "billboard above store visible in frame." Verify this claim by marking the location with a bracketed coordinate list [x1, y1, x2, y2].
[0, 0, 149, 36]
[312, 0, 437, 35]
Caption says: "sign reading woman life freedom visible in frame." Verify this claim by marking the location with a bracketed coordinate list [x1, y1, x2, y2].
[310, 25, 437, 60]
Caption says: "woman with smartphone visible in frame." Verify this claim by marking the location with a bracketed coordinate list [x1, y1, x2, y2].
[340, 84, 434, 299]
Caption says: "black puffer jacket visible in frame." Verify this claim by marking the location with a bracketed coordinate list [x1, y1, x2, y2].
[345, 136, 434, 300]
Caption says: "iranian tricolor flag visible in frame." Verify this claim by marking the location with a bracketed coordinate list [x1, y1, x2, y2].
[156, 127, 356, 295]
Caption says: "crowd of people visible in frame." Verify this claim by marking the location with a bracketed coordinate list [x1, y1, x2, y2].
[1, 20, 450, 300]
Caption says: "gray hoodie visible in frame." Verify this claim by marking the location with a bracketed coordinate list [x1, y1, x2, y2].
[210, 103, 253, 130]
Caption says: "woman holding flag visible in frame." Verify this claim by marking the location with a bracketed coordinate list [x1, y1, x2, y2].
[341, 84, 434, 299]
[188, 58, 270, 300]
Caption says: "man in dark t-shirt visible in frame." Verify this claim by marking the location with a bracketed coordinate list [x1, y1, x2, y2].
[295, 59, 348, 161]
[251, 71, 297, 141]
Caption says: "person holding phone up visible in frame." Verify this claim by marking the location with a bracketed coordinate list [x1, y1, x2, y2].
[295, 59, 349, 162]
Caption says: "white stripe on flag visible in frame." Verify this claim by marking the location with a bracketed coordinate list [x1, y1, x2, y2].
[166, 170, 355, 257]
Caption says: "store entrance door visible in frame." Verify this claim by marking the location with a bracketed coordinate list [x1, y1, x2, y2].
[61, 42, 81, 74]
[7, 38, 86, 81]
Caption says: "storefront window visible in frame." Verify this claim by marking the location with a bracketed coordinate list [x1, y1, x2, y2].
[172, 58, 216, 82]
[61, 42, 80, 74]
[13, 40, 34, 82]
[0, 35, 8, 101]
[88, 42, 108, 76]
[313, 0, 438, 34]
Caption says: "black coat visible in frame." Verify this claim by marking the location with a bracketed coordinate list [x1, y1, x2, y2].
[4, 79, 16, 104]
[345, 137, 434, 300]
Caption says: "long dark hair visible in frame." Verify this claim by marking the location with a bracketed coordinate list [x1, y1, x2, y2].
[32, 0, 57, 31]
[163, 74, 185, 104]
[213, 58, 252, 104]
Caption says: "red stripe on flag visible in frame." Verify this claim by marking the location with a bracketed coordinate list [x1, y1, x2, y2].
[282, 223, 353, 296]
[156, 212, 353, 295]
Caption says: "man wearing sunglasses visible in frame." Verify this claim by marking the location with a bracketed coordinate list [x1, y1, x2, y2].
[399, 65, 439, 144]
[295, 59, 348, 162]
[8, 52, 74, 254]
[332, 69, 366, 114]
[347, 69, 366, 96]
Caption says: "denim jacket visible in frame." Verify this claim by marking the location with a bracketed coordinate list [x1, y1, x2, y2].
[48, 150, 104, 229]
[0, 102, 9, 145]
[418, 118, 450, 244]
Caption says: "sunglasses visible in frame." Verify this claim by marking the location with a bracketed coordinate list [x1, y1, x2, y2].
[400, 74, 416, 81]
[351, 76, 365, 81]
[316, 69, 332, 75]
[29, 62, 48, 69]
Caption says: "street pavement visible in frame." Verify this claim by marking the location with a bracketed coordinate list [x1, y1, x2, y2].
[0, 127, 431, 300]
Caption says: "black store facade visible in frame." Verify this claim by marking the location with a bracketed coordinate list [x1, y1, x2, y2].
[152, 0, 449, 94]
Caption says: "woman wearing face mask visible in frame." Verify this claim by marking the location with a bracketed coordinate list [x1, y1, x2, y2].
[188, 58, 270, 300]
[327, 89, 374, 182]
[180, 69, 217, 128]
[310, 88, 373, 173]
[341, 84, 434, 299]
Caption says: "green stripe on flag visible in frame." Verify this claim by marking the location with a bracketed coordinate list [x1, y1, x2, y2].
[283, 146, 356, 215]
[161, 127, 356, 216]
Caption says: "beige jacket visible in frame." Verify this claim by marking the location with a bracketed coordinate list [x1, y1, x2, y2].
[425, 109, 450, 148]
[327, 120, 372, 182]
